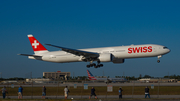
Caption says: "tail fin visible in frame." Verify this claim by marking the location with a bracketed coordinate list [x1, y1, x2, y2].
[28, 35, 48, 54]
[87, 70, 97, 80]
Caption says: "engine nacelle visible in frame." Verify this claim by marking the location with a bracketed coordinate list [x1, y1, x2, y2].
[112, 59, 125, 64]
[98, 53, 113, 62]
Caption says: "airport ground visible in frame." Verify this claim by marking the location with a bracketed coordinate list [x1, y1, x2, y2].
[0, 82, 180, 100]
[1, 82, 180, 87]
[1, 96, 180, 101]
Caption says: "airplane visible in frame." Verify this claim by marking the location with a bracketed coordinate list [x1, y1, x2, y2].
[87, 70, 127, 83]
[87, 69, 109, 82]
[19, 35, 170, 68]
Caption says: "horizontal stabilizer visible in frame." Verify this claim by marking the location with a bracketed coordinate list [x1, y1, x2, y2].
[18, 54, 42, 57]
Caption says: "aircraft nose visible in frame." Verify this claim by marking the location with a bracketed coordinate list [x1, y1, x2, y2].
[167, 48, 171, 53]
[165, 48, 170, 53]
[163, 46, 170, 53]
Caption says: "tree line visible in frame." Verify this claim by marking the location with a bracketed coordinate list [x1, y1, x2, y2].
[0, 74, 180, 81]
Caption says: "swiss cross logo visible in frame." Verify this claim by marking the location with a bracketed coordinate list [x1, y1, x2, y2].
[32, 40, 39, 49]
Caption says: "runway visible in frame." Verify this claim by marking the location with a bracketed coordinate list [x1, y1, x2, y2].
[0, 82, 180, 87]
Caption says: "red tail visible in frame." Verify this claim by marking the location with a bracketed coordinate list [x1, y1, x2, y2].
[87, 70, 97, 80]
[28, 35, 48, 54]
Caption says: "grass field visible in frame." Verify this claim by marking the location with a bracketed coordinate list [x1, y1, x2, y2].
[2, 86, 180, 96]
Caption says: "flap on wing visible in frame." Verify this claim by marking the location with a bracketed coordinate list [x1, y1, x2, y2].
[45, 44, 99, 58]
[18, 54, 42, 57]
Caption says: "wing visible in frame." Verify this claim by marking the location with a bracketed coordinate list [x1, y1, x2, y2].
[45, 44, 99, 58]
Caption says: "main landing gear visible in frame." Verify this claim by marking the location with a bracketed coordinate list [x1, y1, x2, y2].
[157, 55, 162, 63]
[86, 61, 103, 68]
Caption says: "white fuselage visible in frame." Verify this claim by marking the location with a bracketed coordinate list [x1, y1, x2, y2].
[93, 77, 126, 82]
[29, 44, 170, 63]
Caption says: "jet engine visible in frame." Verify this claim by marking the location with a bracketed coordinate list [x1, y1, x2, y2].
[98, 53, 113, 62]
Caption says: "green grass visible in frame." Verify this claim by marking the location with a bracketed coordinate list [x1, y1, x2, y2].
[3, 86, 180, 96]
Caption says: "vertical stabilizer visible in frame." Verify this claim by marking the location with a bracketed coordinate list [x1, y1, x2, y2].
[28, 35, 48, 54]
[87, 70, 97, 80]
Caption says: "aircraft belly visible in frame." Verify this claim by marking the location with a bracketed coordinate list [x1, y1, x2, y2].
[42, 55, 81, 63]
[56, 56, 80, 63]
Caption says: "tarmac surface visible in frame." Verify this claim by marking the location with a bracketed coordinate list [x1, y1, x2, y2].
[1, 82, 180, 87]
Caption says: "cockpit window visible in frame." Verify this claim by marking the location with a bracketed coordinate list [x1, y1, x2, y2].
[163, 47, 168, 49]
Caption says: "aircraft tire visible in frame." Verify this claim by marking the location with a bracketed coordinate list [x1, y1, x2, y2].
[93, 63, 96, 67]
[87, 65, 90, 68]
[94, 66, 97, 68]
[157, 60, 160, 63]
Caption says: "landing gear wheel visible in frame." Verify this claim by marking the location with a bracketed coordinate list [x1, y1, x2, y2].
[157, 60, 160, 63]
[90, 64, 94, 67]
[100, 64, 103, 67]
[87, 61, 104, 68]
[157, 55, 162, 63]
[92, 63, 96, 67]
[94, 66, 98, 68]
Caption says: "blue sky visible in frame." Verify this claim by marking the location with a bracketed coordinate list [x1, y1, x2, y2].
[0, 0, 180, 78]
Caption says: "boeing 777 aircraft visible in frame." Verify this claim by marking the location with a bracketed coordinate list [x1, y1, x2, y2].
[19, 35, 170, 68]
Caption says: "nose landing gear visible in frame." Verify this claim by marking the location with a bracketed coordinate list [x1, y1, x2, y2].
[157, 55, 162, 63]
